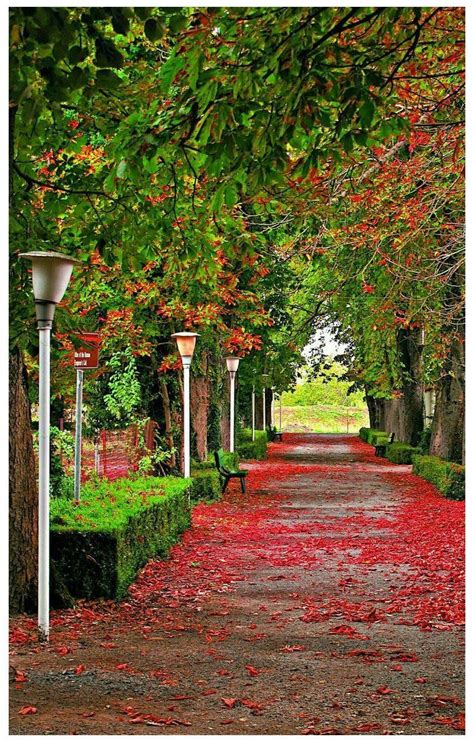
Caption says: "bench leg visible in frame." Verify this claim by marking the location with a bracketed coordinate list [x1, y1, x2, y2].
[222, 476, 230, 493]
[240, 477, 246, 494]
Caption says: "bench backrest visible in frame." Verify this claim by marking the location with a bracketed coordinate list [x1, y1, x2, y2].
[214, 448, 226, 472]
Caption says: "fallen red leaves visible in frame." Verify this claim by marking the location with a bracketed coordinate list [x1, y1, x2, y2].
[9, 434, 464, 735]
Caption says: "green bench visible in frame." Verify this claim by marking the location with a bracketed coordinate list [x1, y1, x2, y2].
[374, 432, 395, 457]
[214, 448, 248, 493]
[268, 426, 283, 442]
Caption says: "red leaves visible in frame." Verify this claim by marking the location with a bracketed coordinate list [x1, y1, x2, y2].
[329, 625, 369, 640]
[14, 670, 27, 683]
[245, 664, 261, 677]
[221, 698, 237, 709]
[280, 644, 305, 653]
[435, 713, 464, 730]
[18, 706, 37, 715]
[55, 645, 71, 656]
[241, 698, 264, 713]
[8, 434, 465, 734]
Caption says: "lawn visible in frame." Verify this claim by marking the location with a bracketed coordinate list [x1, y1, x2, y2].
[279, 404, 369, 433]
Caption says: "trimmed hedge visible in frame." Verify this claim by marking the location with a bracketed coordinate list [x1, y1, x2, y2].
[368, 430, 390, 445]
[51, 476, 192, 601]
[385, 442, 420, 464]
[413, 454, 465, 501]
[359, 427, 370, 442]
[237, 428, 268, 460]
[190, 469, 221, 503]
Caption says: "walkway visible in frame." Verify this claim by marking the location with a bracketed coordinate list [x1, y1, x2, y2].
[10, 434, 465, 734]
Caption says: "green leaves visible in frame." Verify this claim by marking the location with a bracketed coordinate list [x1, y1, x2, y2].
[95, 37, 123, 68]
[144, 18, 165, 42]
[359, 98, 376, 129]
[95, 69, 122, 90]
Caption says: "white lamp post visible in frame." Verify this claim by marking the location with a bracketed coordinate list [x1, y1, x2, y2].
[171, 332, 199, 478]
[19, 251, 79, 642]
[226, 356, 240, 453]
[252, 383, 256, 442]
[262, 374, 269, 432]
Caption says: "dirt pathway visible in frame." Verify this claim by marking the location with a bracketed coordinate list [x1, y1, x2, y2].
[9, 434, 464, 734]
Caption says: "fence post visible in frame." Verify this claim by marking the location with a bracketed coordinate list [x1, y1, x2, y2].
[101, 430, 107, 478]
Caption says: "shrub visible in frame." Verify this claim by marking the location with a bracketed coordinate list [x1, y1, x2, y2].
[193, 451, 240, 471]
[359, 427, 370, 442]
[50, 476, 191, 600]
[366, 429, 389, 445]
[413, 455, 465, 501]
[416, 427, 432, 455]
[237, 429, 267, 460]
[385, 442, 420, 464]
[190, 469, 221, 502]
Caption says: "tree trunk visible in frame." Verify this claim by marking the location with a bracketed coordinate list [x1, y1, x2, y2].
[159, 378, 176, 469]
[429, 260, 464, 464]
[365, 394, 386, 430]
[365, 393, 377, 428]
[9, 349, 38, 613]
[395, 327, 424, 445]
[191, 376, 210, 461]
[429, 334, 464, 463]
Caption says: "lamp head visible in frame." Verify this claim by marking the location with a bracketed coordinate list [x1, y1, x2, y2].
[225, 356, 240, 375]
[171, 331, 199, 366]
[20, 251, 80, 327]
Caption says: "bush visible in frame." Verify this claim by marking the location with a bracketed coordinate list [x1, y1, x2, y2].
[386, 442, 420, 464]
[190, 469, 221, 502]
[416, 427, 432, 455]
[364, 428, 389, 445]
[237, 429, 267, 460]
[50, 476, 192, 600]
[413, 455, 465, 501]
[359, 427, 370, 442]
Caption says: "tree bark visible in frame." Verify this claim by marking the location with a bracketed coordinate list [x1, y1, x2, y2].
[429, 260, 464, 464]
[394, 327, 424, 445]
[191, 376, 210, 461]
[159, 378, 176, 469]
[429, 334, 464, 463]
[9, 349, 38, 613]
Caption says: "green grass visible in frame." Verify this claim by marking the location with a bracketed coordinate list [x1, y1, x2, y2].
[280, 404, 369, 433]
[51, 475, 191, 532]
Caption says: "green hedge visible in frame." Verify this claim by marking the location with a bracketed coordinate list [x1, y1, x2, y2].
[237, 429, 268, 460]
[412, 455, 465, 501]
[190, 469, 221, 502]
[385, 442, 420, 464]
[360, 428, 390, 445]
[50, 476, 192, 601]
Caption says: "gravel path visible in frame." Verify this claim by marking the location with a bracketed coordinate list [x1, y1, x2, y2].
[9, 434, 465, 735]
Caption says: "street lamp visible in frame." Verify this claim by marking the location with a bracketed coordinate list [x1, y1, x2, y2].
[262, 373, 270, 432]
[19, 251, 79, 642]
[226, 356, 240, 453]
[251, 371, 256, 442]
[171, 332, 199, 478]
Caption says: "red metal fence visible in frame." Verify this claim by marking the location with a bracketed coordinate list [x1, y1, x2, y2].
[63, 420, 157, 482]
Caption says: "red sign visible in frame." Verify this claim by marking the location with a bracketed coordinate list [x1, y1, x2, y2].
[73, 333, 100, 369]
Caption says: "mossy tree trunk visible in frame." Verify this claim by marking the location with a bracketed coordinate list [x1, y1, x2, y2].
[9, 349, 38, 613]
[394, 327, 424, 445]
[429, 262, 464, 464]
